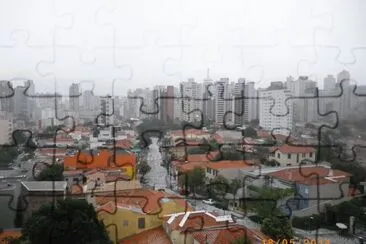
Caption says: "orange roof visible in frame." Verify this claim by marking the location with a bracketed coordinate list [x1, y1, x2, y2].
[64, 149, 136, 170]
[120, 226, 172, 244]
[178, 162, 208, 172]
[269, 167, 351, 185]
[192, 226, 250, 244]
[96, 189, 192, 215]
[0, 229, 22, 243]
[207, 161, 251, 170]
[272, 144, 315, 154]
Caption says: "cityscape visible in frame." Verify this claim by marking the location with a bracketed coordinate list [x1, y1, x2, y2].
[2, 0, 366, 243]
[1, 69, 366, 243]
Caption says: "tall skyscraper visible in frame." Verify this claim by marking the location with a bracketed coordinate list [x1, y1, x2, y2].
[69, 83, 80, 114]
[214, 78, 230, 124]
[165, 86, 175, 122]
[180, 79, 203, 122]
[287, 76, 317, 123]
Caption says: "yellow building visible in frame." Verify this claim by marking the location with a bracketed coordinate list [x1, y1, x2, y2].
[96, 189, 193, 243]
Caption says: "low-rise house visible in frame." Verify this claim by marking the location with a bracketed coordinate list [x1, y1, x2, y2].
[267, 166, 351, 212]
[63, 149, 137, 179]
[162, 211, 268, 244]
[18, 181, 67, 224]
[205, 161, 253, 180]
[269, 144, 316, 166]
[96, 189, 193, 243]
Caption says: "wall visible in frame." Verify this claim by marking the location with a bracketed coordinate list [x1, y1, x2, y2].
[98, 200, 192, 243]
[269, 151, 315, 166]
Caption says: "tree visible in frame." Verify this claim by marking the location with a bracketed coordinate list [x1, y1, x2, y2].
[261, 216, 294, 241]
[242, 127, 257, 138]
[18, 199, 112, 244]
[207, 175, 229, 200]
[138, 160, 151, 182]
[178, 167, 206, 196]
[36, 164, 64, 181]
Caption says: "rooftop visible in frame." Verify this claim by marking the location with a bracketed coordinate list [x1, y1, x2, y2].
[268, 167, 352, 185]
[271, 144, 316, 154]
[21, 181, 67, 191]
[207, 161, 252, 170]
[119, 226, 172, 244]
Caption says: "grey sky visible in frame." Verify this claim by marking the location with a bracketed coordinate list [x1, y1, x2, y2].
[0, 0, 365, 96]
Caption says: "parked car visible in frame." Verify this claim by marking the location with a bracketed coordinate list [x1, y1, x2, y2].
[202, 198, 216, 205]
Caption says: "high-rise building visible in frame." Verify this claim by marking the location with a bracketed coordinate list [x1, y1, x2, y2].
[324, 75, 336, 91]
[214, 78, 230, 124]
[0, 112, 13, 145]
[98, 95, 114, 126]
[14, 85, 28, 121]
[287, 76, 317, 123]
[259, 82, 293, 135]
[0, 80, 14, 113]
[202, 70, 215, 122]
[165, 86, 175, 122]
[69, 83, 80, 114]
[180, 79, 203, 122]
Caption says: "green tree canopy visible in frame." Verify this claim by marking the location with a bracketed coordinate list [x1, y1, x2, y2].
[261, 216, 294, 241]
[37, 164, 64, 181]
[178, 167, 206, 196]
[242, 127, 257, 138]
[138, 160, 151, 182]
[19, 199, 112, 244]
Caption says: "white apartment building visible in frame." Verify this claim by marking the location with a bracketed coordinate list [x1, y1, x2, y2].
[214, 78, 231, 124]
[259, 83, 293, 135]
[180, 79, 203, 122]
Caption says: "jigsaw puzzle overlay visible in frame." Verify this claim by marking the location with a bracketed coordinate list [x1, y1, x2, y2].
[1, 0, 366, 244]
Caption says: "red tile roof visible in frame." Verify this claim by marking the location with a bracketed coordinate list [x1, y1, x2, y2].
[191, 226, 252, 244]
[119, 226, 172, 244]
[272, 144, 315, 154]
[269, 167, 351, 185]
[178, 162, 208, 172]
[96, 189, 192, 214]
[207, 161, 251, 170]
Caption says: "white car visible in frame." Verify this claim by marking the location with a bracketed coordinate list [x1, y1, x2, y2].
[202, 199, 215, 205]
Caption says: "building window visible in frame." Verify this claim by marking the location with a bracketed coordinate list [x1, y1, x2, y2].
[302, 153, 306, 157]
[277, 153, 280, 159]
[138, 218, 145, 229]
[288, 154, 291, 159]
[309, 152, 313, 157]
[123, 220, 128, 227]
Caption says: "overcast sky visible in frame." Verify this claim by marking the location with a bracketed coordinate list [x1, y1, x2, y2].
[1, 0, 365, 96]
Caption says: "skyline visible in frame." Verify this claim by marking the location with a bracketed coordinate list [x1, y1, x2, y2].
[1, 0, 366, 96]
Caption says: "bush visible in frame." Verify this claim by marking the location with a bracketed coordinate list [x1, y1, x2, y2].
[292, 215, 322, 230]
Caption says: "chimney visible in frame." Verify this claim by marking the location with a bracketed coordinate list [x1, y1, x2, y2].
[328, 169, 334, 177]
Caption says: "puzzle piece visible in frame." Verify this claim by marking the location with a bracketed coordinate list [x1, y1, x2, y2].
[3, 1, 366, 243]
